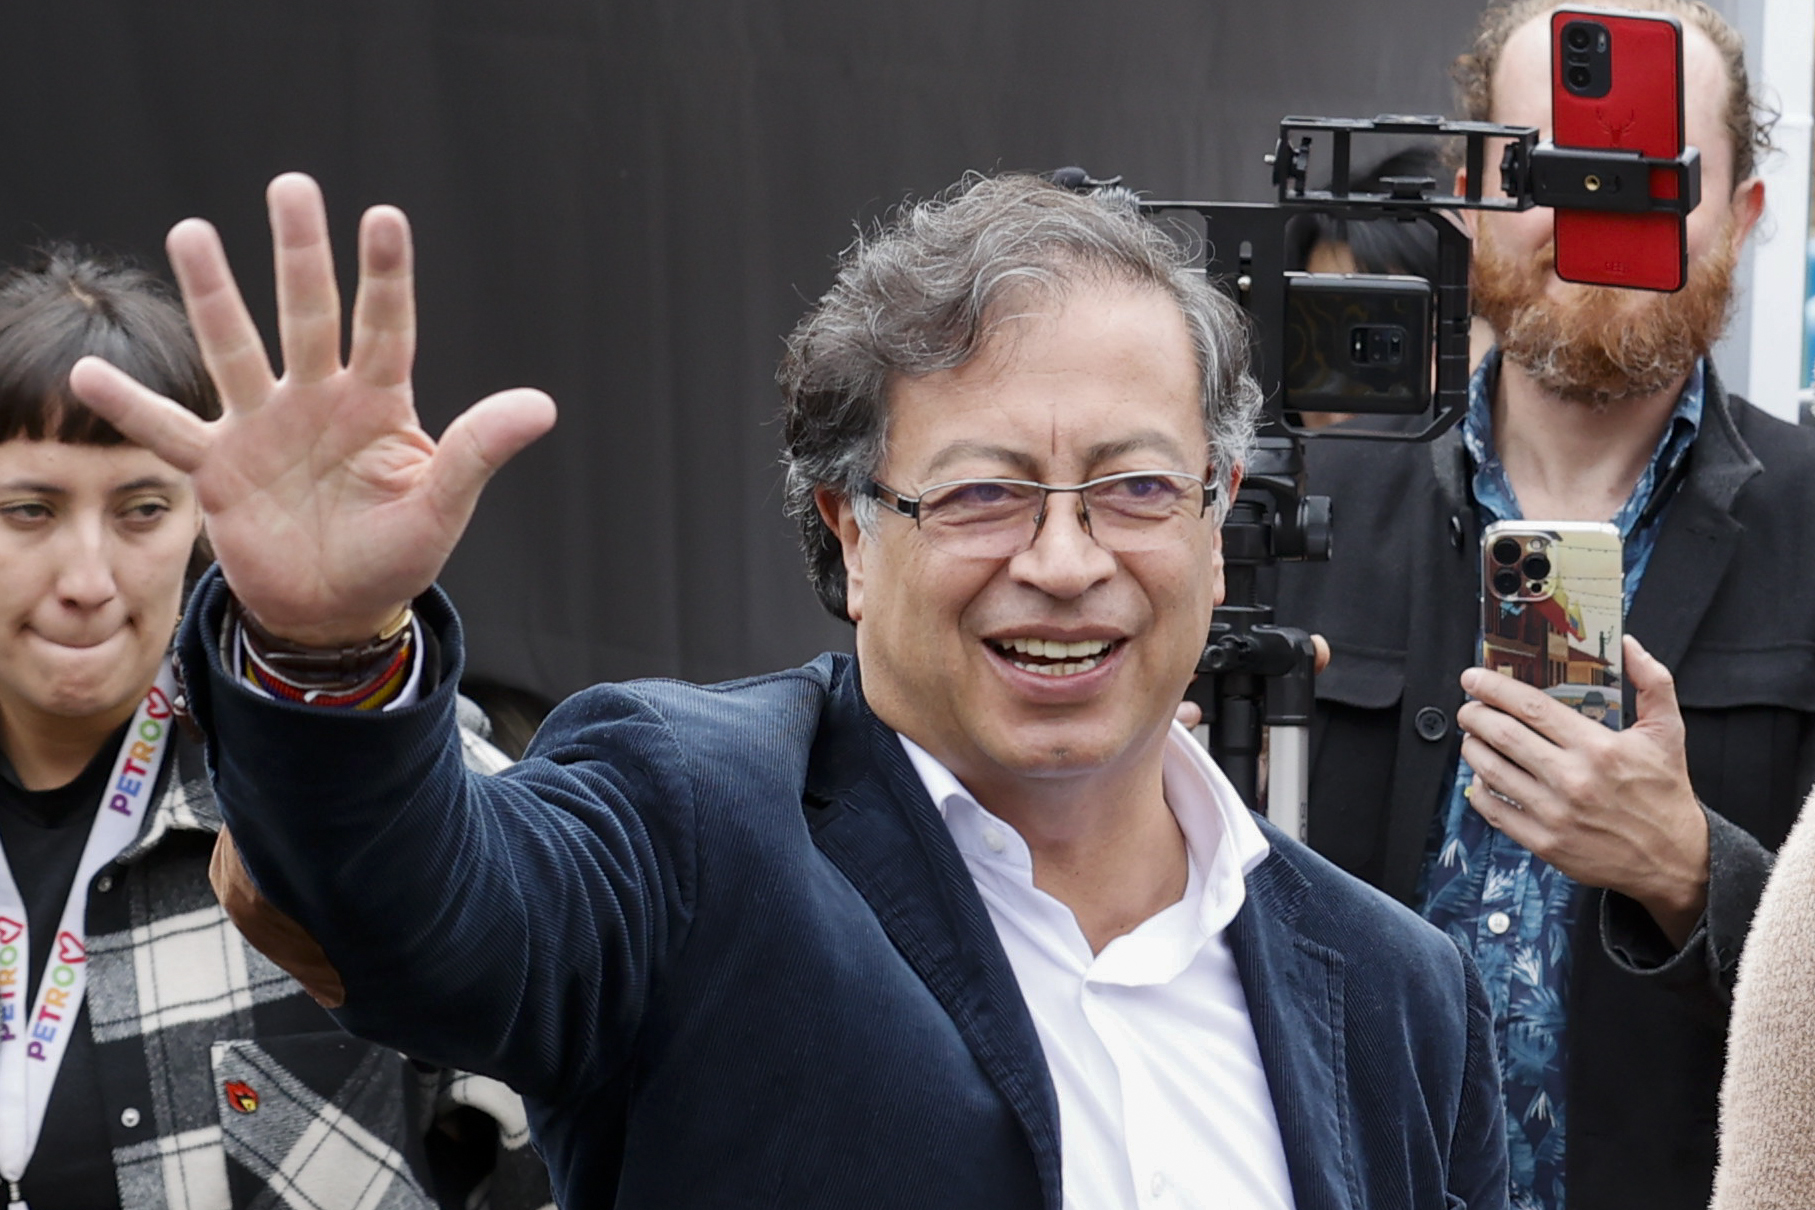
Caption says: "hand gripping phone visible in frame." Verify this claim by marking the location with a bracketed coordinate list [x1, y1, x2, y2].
[1550, 7, 1688, 291]
[1481, 522, 1624, 728]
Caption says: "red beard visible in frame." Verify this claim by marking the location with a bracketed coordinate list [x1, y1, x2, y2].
[1472, 220, 1736, 411]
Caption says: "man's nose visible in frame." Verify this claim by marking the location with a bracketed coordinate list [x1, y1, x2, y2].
[1010, 493, 1116, 597]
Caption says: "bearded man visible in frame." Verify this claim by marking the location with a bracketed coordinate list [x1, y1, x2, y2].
[1273, 3, 1815, 1209]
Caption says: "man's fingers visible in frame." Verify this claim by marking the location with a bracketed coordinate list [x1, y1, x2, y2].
[1311, 634, 1331, 675]
[349, 206, 417, 390]
[166, 218, 278, 410]
[1625, 635, 1683, 727]
[425, 389, 558, 522]
[1175, 699, 1203, 729]
[1460, 738, 1553, 840]
[268, 173, 345, 385]
[67, 357, 214, 472]
[1456, 696, 1570, 790]
[1460, 666, 1587, 748]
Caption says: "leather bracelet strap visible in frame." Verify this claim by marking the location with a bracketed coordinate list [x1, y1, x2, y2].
[230, 597, 414, 688]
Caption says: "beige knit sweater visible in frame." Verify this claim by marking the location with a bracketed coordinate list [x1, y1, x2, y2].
[1712, 791, 1815, 1208]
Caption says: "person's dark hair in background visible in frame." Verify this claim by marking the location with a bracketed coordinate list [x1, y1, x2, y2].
[1282, 144, 1447, 282]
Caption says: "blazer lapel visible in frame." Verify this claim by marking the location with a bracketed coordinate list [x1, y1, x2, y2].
[1228, 843, 1356, 1210]
[802, 661, 1062, 1210]
[1625, 373, 1760, 681]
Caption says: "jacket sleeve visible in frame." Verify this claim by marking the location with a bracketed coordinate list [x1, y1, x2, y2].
[180, 569, 698, 1104]
[1597, 805, 1774, 1019]
[1449, 941, 1511, 1209]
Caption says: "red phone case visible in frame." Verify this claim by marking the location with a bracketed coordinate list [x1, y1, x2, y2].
[1550, 8, 1686, 292]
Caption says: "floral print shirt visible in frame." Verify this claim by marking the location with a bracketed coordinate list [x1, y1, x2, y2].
[1419, 350, 1703, 1210]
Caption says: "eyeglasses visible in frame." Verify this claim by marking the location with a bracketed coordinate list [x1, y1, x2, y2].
[866, 469, 1214, 559]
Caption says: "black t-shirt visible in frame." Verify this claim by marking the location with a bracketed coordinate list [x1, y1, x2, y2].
[0, 728, 130, 1210]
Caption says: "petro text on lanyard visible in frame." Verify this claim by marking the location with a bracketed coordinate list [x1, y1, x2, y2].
[0, 661, 178, 1199]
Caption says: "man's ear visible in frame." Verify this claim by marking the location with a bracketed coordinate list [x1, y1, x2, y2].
[1728, 176, 1766, 249]
[815, 487, 866, 623]
[1210, 463, 1243, 607]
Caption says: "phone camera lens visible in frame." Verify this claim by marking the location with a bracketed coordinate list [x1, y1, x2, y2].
[1522, 553, 1552, 581]
[1492, 567, 1523, 597]
[1566, 65, 1593, 89]
[1491, 538, 1522, 565]
[1565, 24, 1593, 51]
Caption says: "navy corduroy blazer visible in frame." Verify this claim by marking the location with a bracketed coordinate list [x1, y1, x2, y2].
[181, 573, 1507, 1209]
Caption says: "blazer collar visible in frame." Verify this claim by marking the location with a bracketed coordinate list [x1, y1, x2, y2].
[1624, 365, 1763, 672]
[802, 656, 1063, 1210]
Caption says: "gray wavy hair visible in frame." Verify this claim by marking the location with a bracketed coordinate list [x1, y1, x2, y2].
[779, 173, 1263, 621]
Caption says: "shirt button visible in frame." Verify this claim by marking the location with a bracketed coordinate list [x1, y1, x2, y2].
[120, 1107, 142, 1128]
[1150, 1172, 1166, 1197]
[95, 872, 115, 893]
[981, 827, 1006, 854]
[1487, 911, 1512, 935]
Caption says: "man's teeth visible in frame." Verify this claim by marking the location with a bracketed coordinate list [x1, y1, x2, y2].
[995, 637, 1114, 675]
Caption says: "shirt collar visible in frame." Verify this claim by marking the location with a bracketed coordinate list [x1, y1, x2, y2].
[1462, 349, 1704, 534]
[898, 724, 1271, 941]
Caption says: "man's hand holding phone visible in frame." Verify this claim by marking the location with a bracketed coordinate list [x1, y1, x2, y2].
[1458, 634, 1709, 949]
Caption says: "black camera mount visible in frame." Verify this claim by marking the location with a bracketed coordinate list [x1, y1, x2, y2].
[1063, 114, 1702, 821]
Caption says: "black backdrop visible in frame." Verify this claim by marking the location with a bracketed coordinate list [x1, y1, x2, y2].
[1, 1, 1475, 701]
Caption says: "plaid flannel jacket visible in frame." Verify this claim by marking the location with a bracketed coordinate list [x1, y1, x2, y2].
[80, 721, 552, 1210]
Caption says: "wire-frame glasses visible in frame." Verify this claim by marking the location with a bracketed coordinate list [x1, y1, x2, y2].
[866, 469, 1213, 559]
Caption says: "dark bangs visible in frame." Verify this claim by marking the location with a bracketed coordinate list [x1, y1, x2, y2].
[0, 245, 219, 446]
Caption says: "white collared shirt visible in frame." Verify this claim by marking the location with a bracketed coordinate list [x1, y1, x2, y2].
[901, 725, 1296, 1210]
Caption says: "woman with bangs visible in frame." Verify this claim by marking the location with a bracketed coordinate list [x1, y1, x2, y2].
[0, 246, 547, 1210]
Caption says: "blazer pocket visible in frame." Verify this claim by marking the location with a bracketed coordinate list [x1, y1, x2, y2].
[1314, 646, 1407, 710]
[211, 1033, 436, 1210]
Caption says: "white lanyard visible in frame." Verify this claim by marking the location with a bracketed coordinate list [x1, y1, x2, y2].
[0, 661, 177, 1196]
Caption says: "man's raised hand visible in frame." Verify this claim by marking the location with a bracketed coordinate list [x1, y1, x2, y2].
[68, 173, 556, 645]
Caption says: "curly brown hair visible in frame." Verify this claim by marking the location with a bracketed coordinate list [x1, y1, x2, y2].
[1453, 0, 1773, 185]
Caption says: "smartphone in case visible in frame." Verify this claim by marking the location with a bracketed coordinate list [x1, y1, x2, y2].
[1481, 521, 1624, 728]
[1282, 272, 1432, 415]
[1549, 7, 1687, 292]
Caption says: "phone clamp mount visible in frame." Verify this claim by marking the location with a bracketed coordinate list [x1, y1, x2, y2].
[1524, 142, 1702, 214]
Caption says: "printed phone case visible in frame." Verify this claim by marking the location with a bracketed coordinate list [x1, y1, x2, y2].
[1481, 521, 1624, 729]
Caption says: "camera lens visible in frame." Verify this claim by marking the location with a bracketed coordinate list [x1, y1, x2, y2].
[1565, 24, 1593, 51]
[1522, 553, 1552, 581]
[1492, 567, 1523, 597]
[1491, 538, 1521, 565]
[1566, 65, 1593, 90]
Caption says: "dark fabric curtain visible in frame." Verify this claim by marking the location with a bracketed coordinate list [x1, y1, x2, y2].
[0, 0, 1473, 701]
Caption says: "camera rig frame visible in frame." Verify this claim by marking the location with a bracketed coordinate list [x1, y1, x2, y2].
[1064, 114, 1702, 819]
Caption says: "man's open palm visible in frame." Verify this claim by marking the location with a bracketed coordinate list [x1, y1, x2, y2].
[69, 173, 556, 645]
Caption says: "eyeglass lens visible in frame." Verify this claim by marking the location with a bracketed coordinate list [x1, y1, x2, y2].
[915, 473, 1203, 557]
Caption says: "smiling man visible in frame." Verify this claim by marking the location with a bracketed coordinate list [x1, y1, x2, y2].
[74, 171, 1505, 1208]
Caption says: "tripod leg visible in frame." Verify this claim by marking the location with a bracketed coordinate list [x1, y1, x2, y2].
[1266, 724, 1310, 842]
